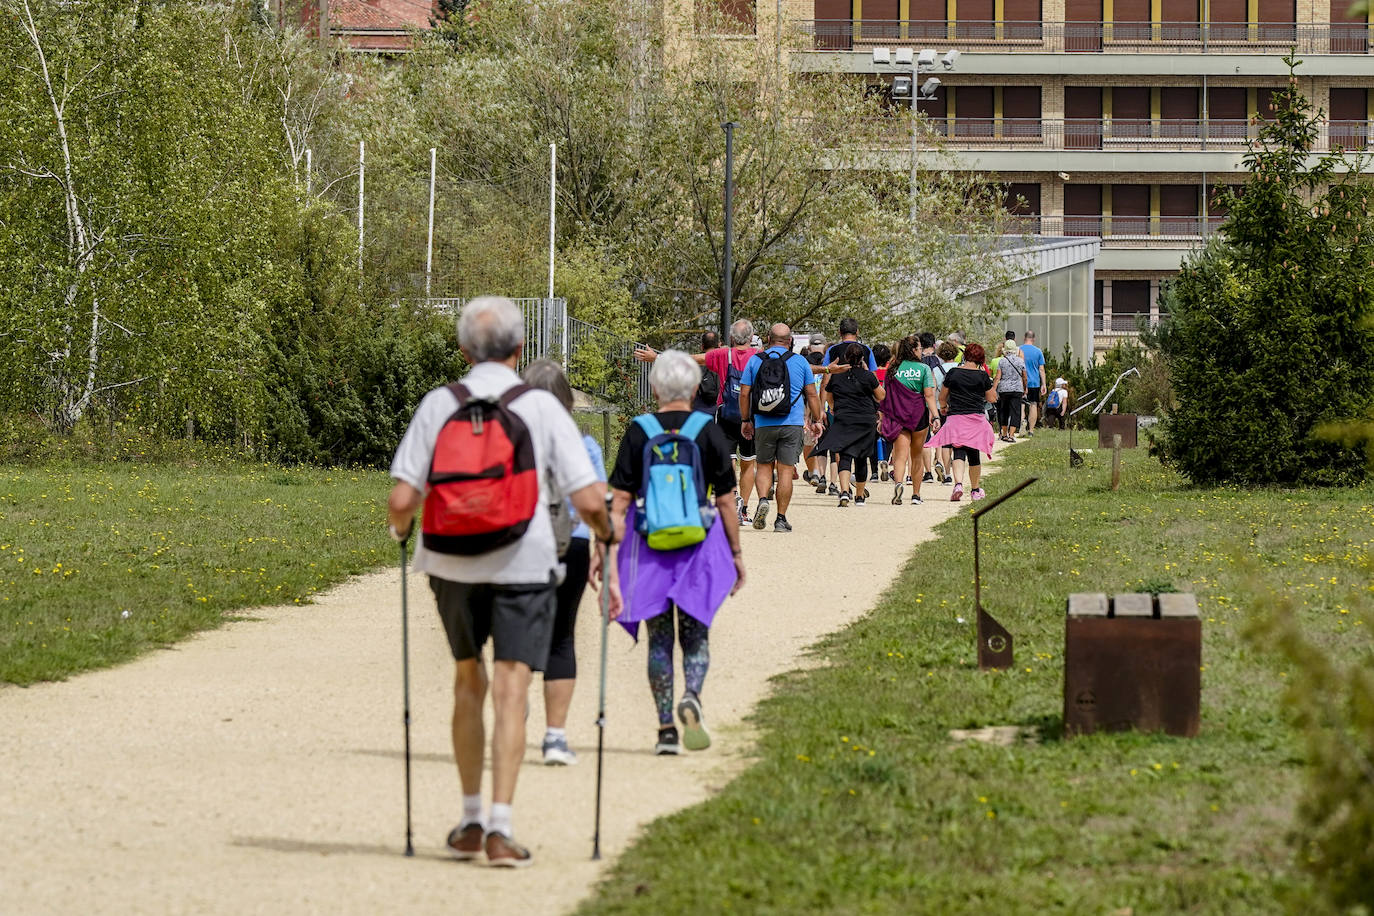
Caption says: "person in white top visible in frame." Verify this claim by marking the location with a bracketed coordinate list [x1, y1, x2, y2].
[387, 296, 614, 868]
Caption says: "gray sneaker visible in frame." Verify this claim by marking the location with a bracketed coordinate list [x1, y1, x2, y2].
[542, 735, 577, 766]
[752, 500, 770, 531]
[677, 693, 711, 751]
[773, 515, 792, 533]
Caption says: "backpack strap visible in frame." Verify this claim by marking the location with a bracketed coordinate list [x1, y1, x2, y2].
[447, 382, 471, 406]
[634, 414, 665, 439]
[498, 383, 533, 407]
[680, 411, 711, 440]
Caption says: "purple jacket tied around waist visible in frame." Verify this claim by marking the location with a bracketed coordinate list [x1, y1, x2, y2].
[615, 504, 736, 639]
[878, 375, 928, 441]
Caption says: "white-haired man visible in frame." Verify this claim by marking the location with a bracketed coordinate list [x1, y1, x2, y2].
[387, 295, 614, 868]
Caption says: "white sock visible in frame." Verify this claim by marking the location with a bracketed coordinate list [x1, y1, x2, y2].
[488, 802, 513, 839]
[462, 794, 483, 829]
[545, 726, 566, 741]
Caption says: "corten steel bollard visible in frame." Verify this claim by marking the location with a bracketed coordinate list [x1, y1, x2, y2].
[1064, 592, 1201, 737]
[971, 478, 1037, 671]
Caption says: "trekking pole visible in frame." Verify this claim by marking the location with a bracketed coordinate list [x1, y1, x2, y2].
[592, 492, 614, 861]
[400, 538, 415, 858]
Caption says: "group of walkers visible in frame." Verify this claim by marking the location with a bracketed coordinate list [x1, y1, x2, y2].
[384, 295, 1068, 868]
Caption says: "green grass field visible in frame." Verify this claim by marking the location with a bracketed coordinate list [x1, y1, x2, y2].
[2, 462, 390, 684]
[581, 435, 1374, 914]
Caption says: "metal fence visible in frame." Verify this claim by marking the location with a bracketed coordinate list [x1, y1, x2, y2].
[851, 117, 1374, 152]
[1095, 314, 1160, 334]
[794, 19, 1374, 54]
[426, 297, 653, 408]
[1007, 215, 1228, 243]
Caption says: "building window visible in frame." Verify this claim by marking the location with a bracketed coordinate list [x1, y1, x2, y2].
[1112, 279, 1151, 314]
[698, 0, 756, 35]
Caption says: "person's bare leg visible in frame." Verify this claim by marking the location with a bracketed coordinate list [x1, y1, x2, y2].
[953, 458, 968, 487]
[490, 659, 533, 805]
[910, 431, 928, 498]
[453, 659, 488, 796]
[775, 459, 795, 515]
[739, 460, 756, 507]
[970, 462, 983, 490]
[889, 434, 910, 492]
[1029, 401, 1040, 431]
[754, 462, 774, 506]
[543, 678, 574, 730]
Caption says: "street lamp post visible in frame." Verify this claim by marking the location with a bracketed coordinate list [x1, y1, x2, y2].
[873, 46, 958, 303]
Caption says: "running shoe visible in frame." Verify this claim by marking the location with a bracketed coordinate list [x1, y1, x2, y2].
[485, 832, 534, 868]
[951, 483, 964, 501]
[814, 477, 827, 494]
[677, 693, 711, 751]
[446, 823, 485, 861]
[773, 515, 792, 533]
[879, 461, 891, 482]
[922, 471, 934, 483]
[854, 496, 867, 507]
[828, 482, 840, 496]
[934, 460, 945, 478]
[838, 492, 851, 507]
[1024, 430, 1035, 438]
[943, 475, 954, 485]
[735, 494, 743, 516]
[738, 508, 752, 526]
[802, 470, 815, 485]
[970, 487, 986, 501]
[542, 735, 577, 766]
[911, 494, 924, 506]
[905, 476, 913, 486]
[752, 500, 770, 531]
[891, 482, 904, 506]
[655, 726, 683, 756]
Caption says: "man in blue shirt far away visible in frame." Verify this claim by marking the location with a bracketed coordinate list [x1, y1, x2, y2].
[738, 323, 825, 534]
[1019, 330, 1047, 435]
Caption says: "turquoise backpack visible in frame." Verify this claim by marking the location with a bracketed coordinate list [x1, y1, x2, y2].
[633, 412, 716, 551]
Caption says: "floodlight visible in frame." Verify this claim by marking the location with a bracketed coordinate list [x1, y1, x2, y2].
[918, 77, 942, 98]
[941, 49, 961, 69]
[917, 48, 936, 67]
[872, 47, 892, 65]
[894, 48, 914, 66]
[892, 75, 913, 99]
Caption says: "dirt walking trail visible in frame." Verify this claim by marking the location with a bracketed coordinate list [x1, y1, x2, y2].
[2, 453, 1003, 914]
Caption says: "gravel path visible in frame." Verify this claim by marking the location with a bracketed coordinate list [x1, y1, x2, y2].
[1, 454, 1001, 914]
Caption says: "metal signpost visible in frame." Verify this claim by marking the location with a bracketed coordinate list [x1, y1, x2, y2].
[971, 477, 1037, 671]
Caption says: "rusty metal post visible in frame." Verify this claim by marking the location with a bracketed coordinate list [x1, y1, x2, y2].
[1111, 433, 1122, 491]
[971, 477, 1037, 671]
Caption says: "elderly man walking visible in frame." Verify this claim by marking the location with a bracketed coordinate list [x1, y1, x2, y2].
[387, 296, 614, 868]
[738, 323, 824, 533]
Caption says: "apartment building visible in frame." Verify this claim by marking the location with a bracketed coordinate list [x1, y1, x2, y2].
[783, 0, 1374, 350]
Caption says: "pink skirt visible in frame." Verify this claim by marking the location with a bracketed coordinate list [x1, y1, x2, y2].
[926, 412, 996, 457]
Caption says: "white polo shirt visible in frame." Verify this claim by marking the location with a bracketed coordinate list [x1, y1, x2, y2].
[390, 362, 599, 586]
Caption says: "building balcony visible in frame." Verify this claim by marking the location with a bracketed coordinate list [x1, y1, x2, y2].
[794, 19, 1374, 55]
[1012, 215, 1226, 243]
[1094, 314, 1160, 334]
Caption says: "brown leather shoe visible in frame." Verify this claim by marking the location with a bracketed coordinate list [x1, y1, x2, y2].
[484, 831, 533, 868]
[446, 823, 484, 861]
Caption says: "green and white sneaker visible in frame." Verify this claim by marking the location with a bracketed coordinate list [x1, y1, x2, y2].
[752, 499, 770, 531]
[677, 693, 711, 751]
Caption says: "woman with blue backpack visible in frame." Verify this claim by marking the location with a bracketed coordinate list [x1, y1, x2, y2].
[605, 350, 745, 756]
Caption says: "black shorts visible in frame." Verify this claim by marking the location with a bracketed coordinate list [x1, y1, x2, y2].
[717, 417, 756, 460]
[429, 576, 557, 671]
[1026, 388, 1042, 403]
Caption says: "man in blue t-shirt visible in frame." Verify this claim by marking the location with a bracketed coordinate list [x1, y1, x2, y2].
[738, 323, 825, 534]
[1019, 330, 1047, 434]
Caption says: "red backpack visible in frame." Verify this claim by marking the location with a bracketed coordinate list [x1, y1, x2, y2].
[422, 383, 540, 555]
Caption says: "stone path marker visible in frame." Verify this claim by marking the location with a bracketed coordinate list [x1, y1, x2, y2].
[1064, 592, 1201, 738]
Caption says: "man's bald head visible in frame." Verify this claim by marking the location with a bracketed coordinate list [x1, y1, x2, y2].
[769, 323, 792, 345]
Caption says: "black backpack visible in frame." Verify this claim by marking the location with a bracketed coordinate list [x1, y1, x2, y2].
[695, 364, 720, 412]
[751, 349, 801, 418]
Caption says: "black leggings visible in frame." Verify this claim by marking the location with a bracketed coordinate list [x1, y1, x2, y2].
[546, 537, 590, 681]
[996, 391, 1022, 427]
[953, 445, 982, 467]
[837, 453, 871, 482]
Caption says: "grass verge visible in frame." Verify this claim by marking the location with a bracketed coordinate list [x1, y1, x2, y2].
[580, 434, 1374, 914]
[3, 462, 389, 684]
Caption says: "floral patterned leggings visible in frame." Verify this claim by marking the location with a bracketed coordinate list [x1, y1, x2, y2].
[645, 607, 710, 727]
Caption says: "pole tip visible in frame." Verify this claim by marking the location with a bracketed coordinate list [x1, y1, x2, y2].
[404, 844, 414, 857]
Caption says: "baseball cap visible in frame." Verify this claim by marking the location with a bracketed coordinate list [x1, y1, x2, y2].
[809, 333, 826, 345]
[1055, 377, 1067, 386]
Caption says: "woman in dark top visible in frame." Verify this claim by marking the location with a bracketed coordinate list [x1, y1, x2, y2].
[606, 350, 743, 756]
[926, 342, 998, 502]
[814, 342, 885, 507]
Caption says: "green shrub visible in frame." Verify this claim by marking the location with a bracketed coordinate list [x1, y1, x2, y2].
[1154, 60, 1374, 486]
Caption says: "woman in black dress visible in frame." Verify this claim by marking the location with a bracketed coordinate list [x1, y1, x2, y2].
[815, 342, 886, 507]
